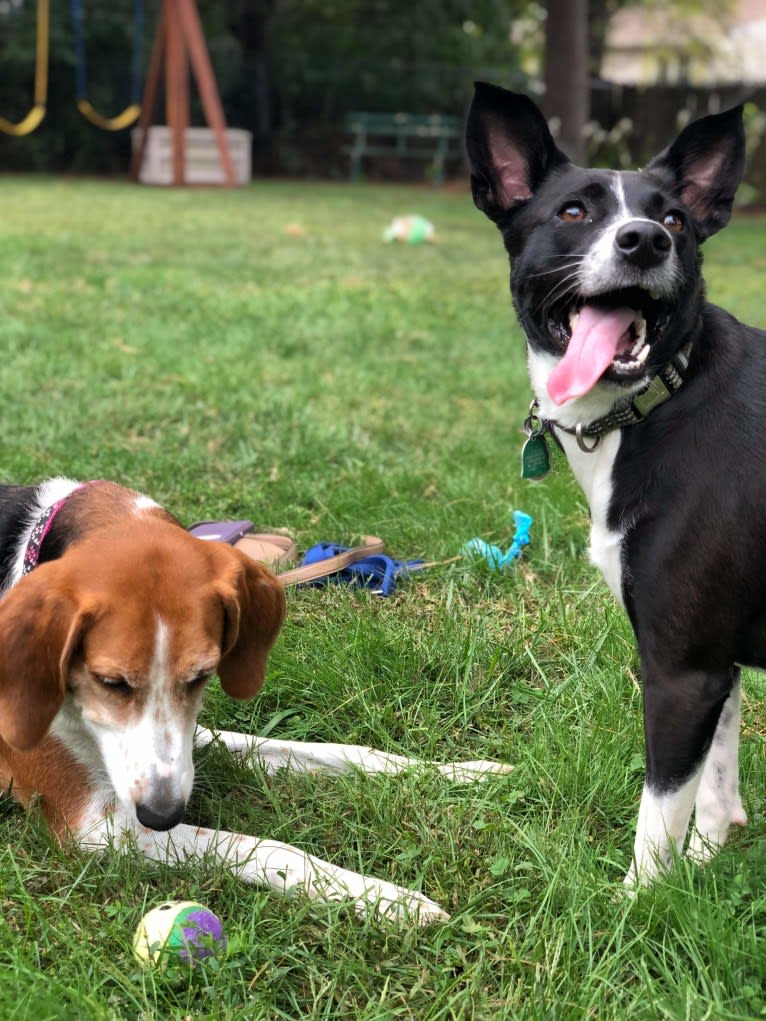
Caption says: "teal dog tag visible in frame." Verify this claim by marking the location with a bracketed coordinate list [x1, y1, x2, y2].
[521, 434, 550, 481]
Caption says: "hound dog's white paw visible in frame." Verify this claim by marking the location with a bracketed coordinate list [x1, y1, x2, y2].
[182, 729, 512, 922]
[372, 887, 450, 926]
[195, 728, 513, 784]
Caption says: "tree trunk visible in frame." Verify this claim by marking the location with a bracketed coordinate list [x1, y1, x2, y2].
[544, 0, 589, 164]
[588, 0, 611, 80]
[230, 0, 275, 149]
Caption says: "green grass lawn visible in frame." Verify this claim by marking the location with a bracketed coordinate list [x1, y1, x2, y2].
[1, 177, 765, 1020]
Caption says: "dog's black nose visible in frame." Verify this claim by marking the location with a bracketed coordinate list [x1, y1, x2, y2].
[136, 797, 186, 831]
[615, 220, 672, 269]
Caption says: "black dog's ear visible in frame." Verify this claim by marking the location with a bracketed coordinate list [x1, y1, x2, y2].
[466, 82, 571, 222]
[646, 105, 745, 240]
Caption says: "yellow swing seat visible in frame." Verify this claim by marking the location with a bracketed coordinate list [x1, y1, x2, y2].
[0, 0, 49, 137]
[76, 99, 141, 132]
[0, 105, 46, 137]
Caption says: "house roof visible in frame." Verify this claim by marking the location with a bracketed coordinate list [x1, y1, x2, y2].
[602, 0, 766, 84]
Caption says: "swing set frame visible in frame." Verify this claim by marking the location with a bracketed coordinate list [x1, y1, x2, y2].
[0, 0, 236, 187]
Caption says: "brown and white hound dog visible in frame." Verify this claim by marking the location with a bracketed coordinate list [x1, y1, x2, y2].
[0, 478, 510, 923]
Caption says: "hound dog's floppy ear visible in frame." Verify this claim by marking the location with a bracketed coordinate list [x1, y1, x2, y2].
[215, 549, 286, 700]
[646, 105, 745, 241]
[466, 81, 571, 222]
[0, 565, 91, 750]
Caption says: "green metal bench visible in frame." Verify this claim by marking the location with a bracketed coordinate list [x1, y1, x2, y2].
[344, 112, 461, 185]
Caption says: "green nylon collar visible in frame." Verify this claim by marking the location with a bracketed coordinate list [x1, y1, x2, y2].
[538, 342, 693, 453]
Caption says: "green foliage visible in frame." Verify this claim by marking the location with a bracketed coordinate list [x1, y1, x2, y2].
[1, 178, 765, 1018]
[0, 0, 525, 174]
[269, 0, 525, 122]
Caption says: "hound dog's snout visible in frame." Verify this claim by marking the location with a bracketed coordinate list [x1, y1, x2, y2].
[135, 785, 187, 831]
[615, 219, 672, 270]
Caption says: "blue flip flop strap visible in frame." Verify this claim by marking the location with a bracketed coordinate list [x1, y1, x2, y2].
[300, 543, 423, 596]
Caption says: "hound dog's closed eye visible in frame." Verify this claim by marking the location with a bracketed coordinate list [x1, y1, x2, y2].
[0, 478, 510, 923]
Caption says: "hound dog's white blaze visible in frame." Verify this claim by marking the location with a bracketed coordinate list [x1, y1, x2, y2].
[91, 617, 196, 816]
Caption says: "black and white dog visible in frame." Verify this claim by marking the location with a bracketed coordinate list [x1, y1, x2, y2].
[466, 82, 762, 886]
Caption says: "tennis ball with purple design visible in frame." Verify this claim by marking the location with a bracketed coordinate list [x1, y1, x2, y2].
[133, 901, 226, 966]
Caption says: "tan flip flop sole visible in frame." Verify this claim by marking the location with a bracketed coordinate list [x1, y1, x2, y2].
[204, 527, 385, 588]
[234, 533, 297, 570]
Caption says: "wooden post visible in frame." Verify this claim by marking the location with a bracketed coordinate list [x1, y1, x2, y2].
[177, 0, 235, 185]
[544, 0, 589, 165]
[165, 0, 188, 185]
[129, 2, 167, 180]
[131, 0, 236, 186]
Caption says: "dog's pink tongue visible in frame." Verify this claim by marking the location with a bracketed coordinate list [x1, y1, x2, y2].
[547, 304, 636, 405]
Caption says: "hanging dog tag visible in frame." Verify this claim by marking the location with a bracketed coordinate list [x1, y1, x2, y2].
[521, 399, 551, 481]
[521, 433, 550, 481]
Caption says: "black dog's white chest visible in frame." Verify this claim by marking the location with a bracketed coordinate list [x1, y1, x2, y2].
[551, 424, 626, 606]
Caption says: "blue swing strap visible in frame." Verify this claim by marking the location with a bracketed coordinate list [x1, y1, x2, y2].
[71, 0, 144, 130]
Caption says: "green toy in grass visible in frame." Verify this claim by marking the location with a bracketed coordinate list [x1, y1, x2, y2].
[383, 214, 436, 244]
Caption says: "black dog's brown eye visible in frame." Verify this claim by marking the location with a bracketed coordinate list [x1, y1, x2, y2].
[663, 211, 683, 231]
[558, 202, 587, 222]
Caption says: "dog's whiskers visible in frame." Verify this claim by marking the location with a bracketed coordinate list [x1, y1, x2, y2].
[527, 258, 585, 281]
[536, 271, 583, 316]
